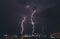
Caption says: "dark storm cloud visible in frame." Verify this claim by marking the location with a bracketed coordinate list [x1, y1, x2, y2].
[31, 0, 60, 8]
[18, 0, 60, 8]
[0, 0, 60, 35]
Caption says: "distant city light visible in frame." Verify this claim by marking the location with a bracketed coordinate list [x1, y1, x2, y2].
[1, 33, 60, 39]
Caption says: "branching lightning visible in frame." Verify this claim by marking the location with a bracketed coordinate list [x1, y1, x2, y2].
[25, 5, 37, 33]
[20, 5, 37, 34]
[21, 16, 26, 34]
[31, 10, 36, 33]
[20, 4, 45, 34]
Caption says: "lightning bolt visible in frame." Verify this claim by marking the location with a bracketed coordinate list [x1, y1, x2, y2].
[31, 10, 36, 33]
[25, 5, 36, 33]
[20, 4, 44, 34]
[21, 16, 26, 34]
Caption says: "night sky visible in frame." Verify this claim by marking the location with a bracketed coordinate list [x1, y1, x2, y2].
[0, 0, 60, 35]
